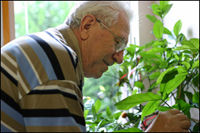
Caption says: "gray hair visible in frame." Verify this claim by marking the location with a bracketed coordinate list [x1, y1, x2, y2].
[65, 1, 134, 29]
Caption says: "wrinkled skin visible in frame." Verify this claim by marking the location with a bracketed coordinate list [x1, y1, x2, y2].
[146, 109, 191, 132]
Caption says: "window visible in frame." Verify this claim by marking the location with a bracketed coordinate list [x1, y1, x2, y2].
[14, 1, 76, 38]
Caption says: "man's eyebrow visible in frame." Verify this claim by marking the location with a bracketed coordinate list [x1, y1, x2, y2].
[114, 35, 125, 41]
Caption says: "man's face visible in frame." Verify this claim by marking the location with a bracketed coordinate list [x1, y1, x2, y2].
[80, 12, 130, 78]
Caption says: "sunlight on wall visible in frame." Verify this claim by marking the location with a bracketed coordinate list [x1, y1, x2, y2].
[129, 1, 139, 46]
[164, 1, 199, 39]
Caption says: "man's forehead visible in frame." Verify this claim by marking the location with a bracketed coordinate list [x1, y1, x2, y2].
[113, 14, 130, 41]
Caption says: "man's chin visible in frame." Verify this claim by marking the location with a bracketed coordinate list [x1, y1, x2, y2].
[93, 70, 106, 79]
[84, 72, 103, 79]
[93, 73, 103, 79]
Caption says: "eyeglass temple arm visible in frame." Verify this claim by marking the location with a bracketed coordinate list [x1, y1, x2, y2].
[96, 18, 125, 44]
[96, 18, 100, 23]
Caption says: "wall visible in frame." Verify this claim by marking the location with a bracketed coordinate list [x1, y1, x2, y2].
[138, 1, 156, 46]
[163, 1, 199, 39]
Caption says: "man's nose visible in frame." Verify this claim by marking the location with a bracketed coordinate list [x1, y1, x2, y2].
[112, 50, 124, 64]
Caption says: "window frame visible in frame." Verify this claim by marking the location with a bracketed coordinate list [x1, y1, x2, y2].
[1, 1, 15, 46]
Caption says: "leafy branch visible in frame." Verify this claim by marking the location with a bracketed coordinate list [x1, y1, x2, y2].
[115, 1, 199, 132]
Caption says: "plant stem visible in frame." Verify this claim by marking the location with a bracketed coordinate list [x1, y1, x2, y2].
[178, 83, 182, 99]
[162, 100, 172, 109]
[171, 91, 177, 100]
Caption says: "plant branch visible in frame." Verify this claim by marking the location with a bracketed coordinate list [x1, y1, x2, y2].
[178, 83, 182, 99]
[162, 100, 172, 109]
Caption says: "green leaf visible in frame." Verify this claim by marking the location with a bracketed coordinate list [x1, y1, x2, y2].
[139, 52, 162, 61]
[148, 81, 157, 92]
[157, 66, 176, 85]
[159, 1, 169, 8]
[176, 99, 191, 116]
[95, 99, 101, 113]
[132, 89, 138, 95]
[193, 92, 199, 104]
[159, 67, 184, 94]
[163, 27, 172, 35]
[147, 65, 159, 72]
[180, 61, 191, 70]
[173, 45, 189, 51]
[136, 45, 146, 54]
[157, 106, 171, 111]
[91, 104, 97, 121]
[146, 47, 165, 54]
[152, 40, 166, 47]
[144, 40, 155, 49]
[163, 73, 187, 95]
[171, 103, 180, 110]
[181, 40, 199, 51]
[146, 14, 157, 23]
[189, 38, 199, 50]
[116, 91, 122, 96]
[193, 123, 200, 132]
[173, 20, 182, 37]
[162, 4, 173, 18]
[151, 3, 162, 17]
[112, 111, 122, 119]
[185, 91, 193, 101]
[126, 44, 137, 56]
[173, 38, 199, 52]
[177, 65, 187, 73]
[174, 53, 180, 60]
[141, 100, 160, 121]
[159, 61, 168, 68]
[115, 92, 161, 110]
[84, 110, 89, 119]
[192, 73, 199, 88]
[106, 106, 112, 116]
[153, 20, 164, 39]
[191, 60, 199, 69]
[149, 71, 161, 80]
[134, 81, 144, 90]
[95, 118, 104, 132]
[114, 127, 142, 132]
[178, 33, 187, 42]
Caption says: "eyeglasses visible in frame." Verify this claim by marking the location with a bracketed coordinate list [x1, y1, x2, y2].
[96, 18, 127, 53]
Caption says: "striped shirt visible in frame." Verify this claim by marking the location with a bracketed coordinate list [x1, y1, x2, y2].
[1, 24, 86, 132]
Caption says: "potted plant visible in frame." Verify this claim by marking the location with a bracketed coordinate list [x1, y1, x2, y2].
[115, 1, 199, 132]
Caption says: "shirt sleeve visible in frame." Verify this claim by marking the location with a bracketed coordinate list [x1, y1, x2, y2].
[1, 31, 86, 132]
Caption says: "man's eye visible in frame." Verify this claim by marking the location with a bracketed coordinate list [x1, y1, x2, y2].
[116, 40, 120, 45]
[115, 38, 120, 45]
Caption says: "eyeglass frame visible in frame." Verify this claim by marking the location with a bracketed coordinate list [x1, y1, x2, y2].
[96, 18, 127, 53]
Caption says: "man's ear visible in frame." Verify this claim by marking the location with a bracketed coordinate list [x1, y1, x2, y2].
[80, 15, 96, 40]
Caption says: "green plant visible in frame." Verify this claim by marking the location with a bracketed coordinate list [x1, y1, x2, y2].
[115, 1, 199, 132]
[83, 96, 143, 132]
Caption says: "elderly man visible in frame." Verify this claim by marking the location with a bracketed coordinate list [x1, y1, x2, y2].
[1, 1, 190, 132]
